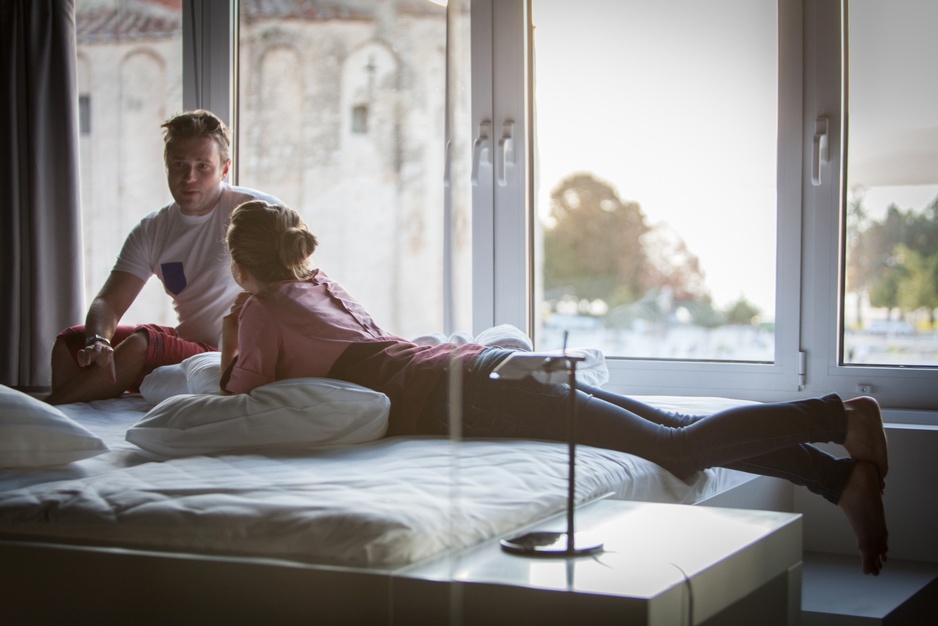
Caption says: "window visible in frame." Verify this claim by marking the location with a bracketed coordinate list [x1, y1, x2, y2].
[530, 0, 779, 362]
[236, 1, 470, 340]
[480, 0, 936, 408]
[75, 0, 181, 327]
[351, 105, 369, 134]
[796, 0, 937, 410]
[841, 0, 938, 368]
[474, 0, 801, 399]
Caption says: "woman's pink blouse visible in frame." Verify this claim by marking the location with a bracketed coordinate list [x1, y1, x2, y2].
[224, 270, 391, 394]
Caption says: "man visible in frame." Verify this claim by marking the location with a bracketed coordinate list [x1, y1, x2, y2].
[46, 110, 280, 404]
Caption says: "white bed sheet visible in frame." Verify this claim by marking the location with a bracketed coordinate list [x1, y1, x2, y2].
[0, 395, 757, 567]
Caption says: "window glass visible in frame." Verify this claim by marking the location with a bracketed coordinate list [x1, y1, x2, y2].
[237, 0, 469, 339]
[75, 0, 182, 326]
[842, 0, 938, 367]
[531, 0, 779, 361]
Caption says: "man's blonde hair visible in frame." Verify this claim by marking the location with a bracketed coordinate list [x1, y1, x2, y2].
[161, 109, 231, 166]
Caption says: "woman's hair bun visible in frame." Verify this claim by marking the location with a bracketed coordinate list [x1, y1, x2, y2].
[279, 227, 318, 270]
[229, 201, 318, 282]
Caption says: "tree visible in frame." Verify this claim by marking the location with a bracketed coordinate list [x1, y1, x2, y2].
[855, 204, 914, 314]
[868, 251, 903, 319]
[542, 173, 708, 311]
[641, 222, 710, 302]
[853, 196, 938, 322]
[725, 297, 762, 326]
[543, 173, 649, 305]
[895, 245, 938, 325]
[845, 191, 872, 325]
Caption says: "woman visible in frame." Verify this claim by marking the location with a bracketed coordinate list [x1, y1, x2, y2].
[221, 200, 889, 575]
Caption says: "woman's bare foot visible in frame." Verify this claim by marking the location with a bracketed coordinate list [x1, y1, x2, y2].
[839, 461, 889, 575]
[842, 396, 888, 486]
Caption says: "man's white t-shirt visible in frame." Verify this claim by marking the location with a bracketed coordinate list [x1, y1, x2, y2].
[113, 183, 281, 346]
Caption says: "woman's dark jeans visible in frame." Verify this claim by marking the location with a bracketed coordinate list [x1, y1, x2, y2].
[417, 348, 855, 504]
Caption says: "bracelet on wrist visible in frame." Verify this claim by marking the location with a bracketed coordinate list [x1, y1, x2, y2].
[85, 334, 111, 347]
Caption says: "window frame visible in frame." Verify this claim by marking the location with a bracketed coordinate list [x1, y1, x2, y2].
[182, 0, 235, 156]
[799, 0, 938, 411]
[470, 0, 532, 334]
[478, 0, 807, 401]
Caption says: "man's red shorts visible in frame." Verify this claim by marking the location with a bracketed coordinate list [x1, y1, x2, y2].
[57, 324, 216, 391]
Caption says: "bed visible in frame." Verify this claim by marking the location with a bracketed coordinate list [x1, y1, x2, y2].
[0, 345, 767, 623]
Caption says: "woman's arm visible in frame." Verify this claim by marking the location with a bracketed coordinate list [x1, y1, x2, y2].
[219, 291, 251, 393]
[222, 295, 281, 394]
[219, 315, 239, 376]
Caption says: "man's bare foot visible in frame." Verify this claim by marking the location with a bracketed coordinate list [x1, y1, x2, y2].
[839, 461, 889, 575]
[842, 396, 888, 486]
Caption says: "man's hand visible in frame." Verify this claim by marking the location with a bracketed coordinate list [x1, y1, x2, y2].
[77, 341, 117, 383]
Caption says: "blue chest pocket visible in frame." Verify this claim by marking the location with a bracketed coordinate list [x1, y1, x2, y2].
[161, 262, 187, 295]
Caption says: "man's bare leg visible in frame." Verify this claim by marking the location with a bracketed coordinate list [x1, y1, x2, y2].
[839, 460, 889, 575]
[45, 332, 148, 405]
[50, 337, 84, 393]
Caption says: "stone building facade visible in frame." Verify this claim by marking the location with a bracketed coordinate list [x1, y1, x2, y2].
[75, 0, 470, 340]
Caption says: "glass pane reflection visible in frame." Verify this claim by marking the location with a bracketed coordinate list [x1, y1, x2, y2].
[843, 0, 938, 366]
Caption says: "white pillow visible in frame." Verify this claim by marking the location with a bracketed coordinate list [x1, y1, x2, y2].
[126, 377, 389, 458]
[546, 347, 609, 387]
[139, 363, 187, 404]
[0, 385, 108, 468]
[181, 352, 222, 394]
[139, 352, 223, 404]
[475, 323, 535, 352]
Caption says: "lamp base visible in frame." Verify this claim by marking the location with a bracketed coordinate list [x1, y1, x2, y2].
[500, 531, 604, 557]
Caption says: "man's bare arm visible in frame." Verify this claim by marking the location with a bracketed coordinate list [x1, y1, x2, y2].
[77, 271, 147, 377]
[47, 271, 148, 403]
[84, 270, 147, 340]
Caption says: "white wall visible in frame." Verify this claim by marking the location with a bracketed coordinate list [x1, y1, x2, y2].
[794, 421, 938, 564]
[702, 413, 938, 565]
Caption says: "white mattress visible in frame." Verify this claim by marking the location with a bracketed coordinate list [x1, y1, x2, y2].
[0, 395, 757, 568]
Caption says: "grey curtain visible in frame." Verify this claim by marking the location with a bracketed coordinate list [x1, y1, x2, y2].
[0, 0, 83, 389]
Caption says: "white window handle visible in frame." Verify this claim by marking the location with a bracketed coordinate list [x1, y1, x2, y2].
[471, 120, 492, 187]
[496, 120, 515, 187]
[812, 116, 829, 186]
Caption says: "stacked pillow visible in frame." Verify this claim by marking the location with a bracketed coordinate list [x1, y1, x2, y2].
[131, 354, 390, 458]
[139, 351, 222, 404]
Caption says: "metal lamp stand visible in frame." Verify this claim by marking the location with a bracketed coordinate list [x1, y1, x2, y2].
[489, 350, 604, 557]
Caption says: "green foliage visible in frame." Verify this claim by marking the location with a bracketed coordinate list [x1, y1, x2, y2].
[849, 195, 938, 319]
[680, 299, 725, 329]
[895, 245, 938, 322]
[725, 297, 761, 326]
